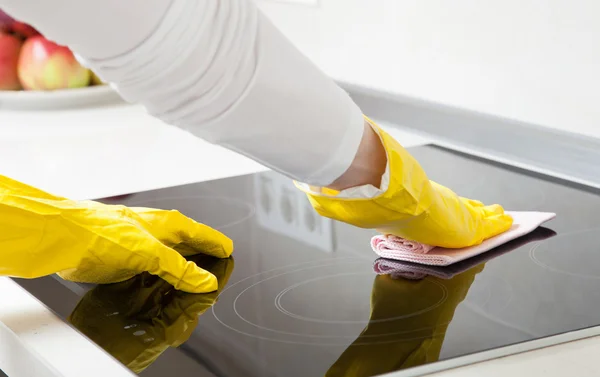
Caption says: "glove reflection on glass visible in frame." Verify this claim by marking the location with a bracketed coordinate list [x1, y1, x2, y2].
[0, 175, 233, 293]
[325, 263, 484, 377]
[298, 117, 513, 249]
[68, 255, 234, 374]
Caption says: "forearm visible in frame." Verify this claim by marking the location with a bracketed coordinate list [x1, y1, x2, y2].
[329, 120, 387, 190]
[1, 0, 379, 188]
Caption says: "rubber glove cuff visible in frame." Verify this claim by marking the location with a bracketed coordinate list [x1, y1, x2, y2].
[296, 117, 513, 248]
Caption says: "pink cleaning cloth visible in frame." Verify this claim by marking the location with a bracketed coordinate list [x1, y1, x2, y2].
[373, 224, 556, 280]
[374, 237, 436, 254]
[371, 211, 556, 266]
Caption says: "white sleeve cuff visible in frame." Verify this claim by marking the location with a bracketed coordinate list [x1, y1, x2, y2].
[296, 123, 391, 198]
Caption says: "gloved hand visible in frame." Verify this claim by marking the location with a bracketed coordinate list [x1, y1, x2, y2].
[326, 262, 483, 377]
[68, 255, 234, 374]
[0, 175, 233, 293]
[297, 117, 513, 248]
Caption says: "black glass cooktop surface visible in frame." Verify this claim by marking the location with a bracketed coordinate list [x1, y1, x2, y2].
[13, 145, 600, 377]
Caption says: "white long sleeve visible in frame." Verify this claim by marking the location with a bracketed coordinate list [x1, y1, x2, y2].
[0, 0, 365, 186]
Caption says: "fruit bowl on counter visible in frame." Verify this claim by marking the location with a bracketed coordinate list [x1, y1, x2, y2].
[0, 10, 123, 110]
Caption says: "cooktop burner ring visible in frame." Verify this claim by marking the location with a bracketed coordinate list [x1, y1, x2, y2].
[529, 227, 600, 280]
[125, 194, 256, 230]
[274, 273, 449, 324]
[211, 258, 451, 345]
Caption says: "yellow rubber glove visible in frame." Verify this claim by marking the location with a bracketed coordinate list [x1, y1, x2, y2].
[68, 255, 234, 374]
[326, 263, 483, 377]
[297, 118, 513, 248]
[0, 175, 233, 293]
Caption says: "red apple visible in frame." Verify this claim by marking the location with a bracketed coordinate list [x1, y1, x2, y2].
[0, 10, 39, 38]
[10, 21, 40, 38]
[0, 32, 22, 90]
[18, 36, 90, 90]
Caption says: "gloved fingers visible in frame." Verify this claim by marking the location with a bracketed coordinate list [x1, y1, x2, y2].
[158, 256, 235, 325]
[178, 221, 234, 259]
[431, 183, 485, 212]
[130, 207, 234, 259]
[459, 197, 485, 208]
[146, 243, 219, 294]
[482, 203, 505, 216]
[159, 256, 235, 346]
[186, 254, 235, 288]
[482, 212, 514, 240]
[479, 203, 513, 238]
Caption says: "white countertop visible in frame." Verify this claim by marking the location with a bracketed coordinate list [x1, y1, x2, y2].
[0, 103, 267, 200]
[2, 1, 600, 376]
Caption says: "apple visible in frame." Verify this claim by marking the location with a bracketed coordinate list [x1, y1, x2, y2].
[0, 9, 14, 32]
[11, 21, 40, 38]
[0, 32, 22, 90]
[18, 36, 90, 90]
[0, 10, 39, 37]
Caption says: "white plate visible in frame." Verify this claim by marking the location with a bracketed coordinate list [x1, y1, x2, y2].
[0, 85, 125, 111]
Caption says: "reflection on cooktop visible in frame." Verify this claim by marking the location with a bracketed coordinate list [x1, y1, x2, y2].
[12, 145, 600, 377]
[211, 257, 452, 347]
[68, 255, 234, 375]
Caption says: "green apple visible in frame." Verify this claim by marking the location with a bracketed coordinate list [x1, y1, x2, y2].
[18, 36, 90, 90]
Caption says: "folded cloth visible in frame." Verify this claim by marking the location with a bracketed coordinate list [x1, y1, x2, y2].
[371, 211, 556, 266]
[373, 237, 436, 254]
[373, 225, 557, 280]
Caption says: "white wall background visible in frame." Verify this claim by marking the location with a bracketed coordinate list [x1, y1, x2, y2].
[259, 0, 600, 138]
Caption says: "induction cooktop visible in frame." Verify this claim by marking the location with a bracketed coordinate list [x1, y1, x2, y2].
[13, 145, 600, 377]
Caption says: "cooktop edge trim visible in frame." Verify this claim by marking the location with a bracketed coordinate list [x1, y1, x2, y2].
[379, 324, 600, 377]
